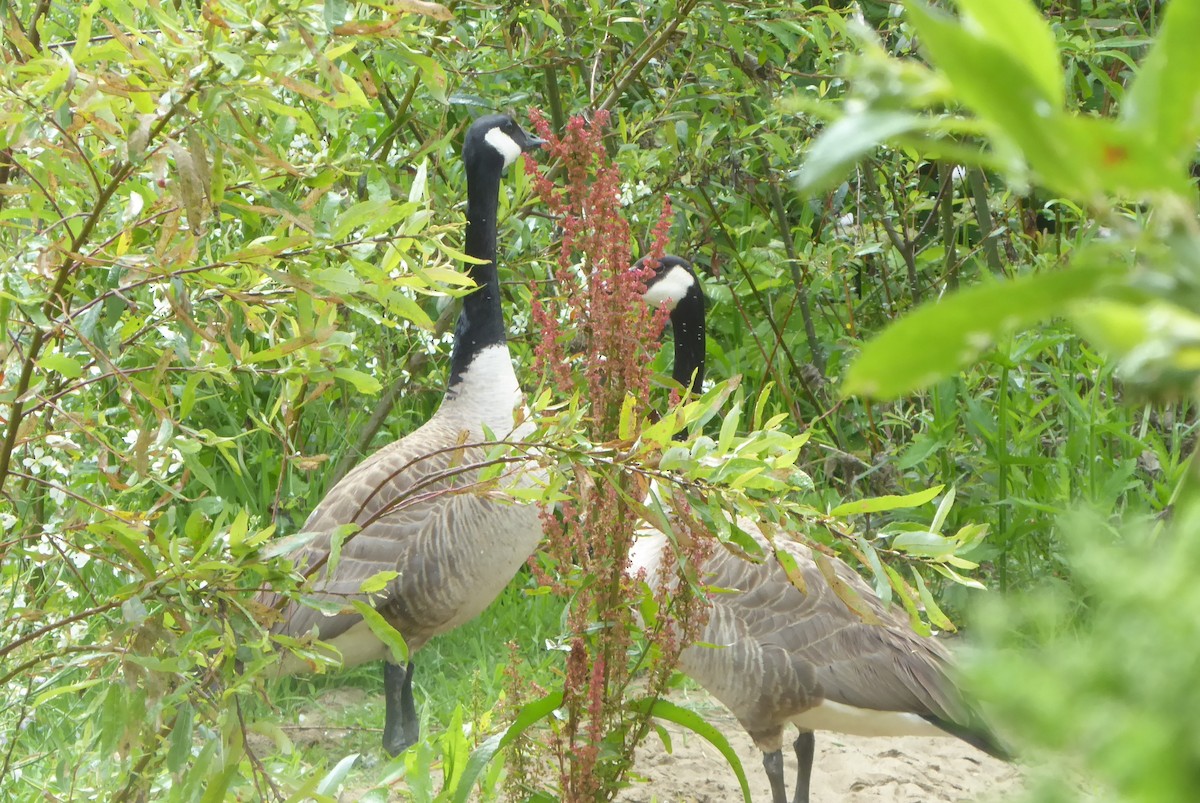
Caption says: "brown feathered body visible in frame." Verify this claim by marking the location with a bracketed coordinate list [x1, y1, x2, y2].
[630, 518, 968, 754]
[263, 345, 544, 673]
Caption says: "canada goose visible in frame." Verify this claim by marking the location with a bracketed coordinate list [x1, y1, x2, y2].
[261, 114, 547, 756]
[633, 256, 1005, 803]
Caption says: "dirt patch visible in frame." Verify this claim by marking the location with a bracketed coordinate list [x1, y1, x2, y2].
[246, 686, 379, 758]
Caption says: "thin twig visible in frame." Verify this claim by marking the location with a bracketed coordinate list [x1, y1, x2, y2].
[862, 162, 921, 303]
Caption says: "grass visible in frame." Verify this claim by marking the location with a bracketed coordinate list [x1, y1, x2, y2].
[251, 571, 568, 798]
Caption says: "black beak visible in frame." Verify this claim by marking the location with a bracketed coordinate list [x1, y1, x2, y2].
[523, 134, 548, 153]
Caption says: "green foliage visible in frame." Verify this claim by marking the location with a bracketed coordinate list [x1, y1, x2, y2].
[843, 261, 1119, 398]
[1, 0, 1195, 798]
[968, 504, 1200, 803]
[807, 0, 1200, 399]
[0, 0, 542, 798]
[794, 0, 1200, 800]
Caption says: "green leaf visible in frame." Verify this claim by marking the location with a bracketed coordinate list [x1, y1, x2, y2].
[316, 753, 359, 796]
[929, 486, 955, 534]
[625, 697, 752, 803]
[843, 266, 1115, 399]
[408, 159, 428, 203]
[328, 523, 359, 578]
[751, 380, 775, 429]
[98, 685, 124, 757]
[333, 367, 383, 394]
[333, 199, 397, 240]
[904, 1, 1082, 194]
[349, 601, 409, 664]
[618, 393, 638, 441]
[451, 692, 564, 803]
[1069, 298, 1160, 356]
[398, 46, 448, 104]
[228, 509, 249, 549]
[796, 111, 934, 194]
[830, 485, 943, 516]
[260, 529, 320, 559]
[181, 452, 220, 494]
[913, 569, 956, 631]
[359, 570, 399, 595]
[166, 702, 194, 774]
[883, 562, 931, 636]
[386, 291, 436, 329]
[199, 747, 239, 803]
[952, 0, 1063, 109]
[38, 351, 84, 379]
[1121, 0, 1200, 166]
[717, 399, 741, 454]
[310, 267, 362, 295]
[774, 547, 808, 596]
[932, 562, 987, 590]
[1069, 298, 1200, 390]
[34, 678, 101, 706]
[1057, 115, 1189, 198]
[892, 530, 957, 558]
[324, 0, 348, 30]
[722, 517, 766, 558]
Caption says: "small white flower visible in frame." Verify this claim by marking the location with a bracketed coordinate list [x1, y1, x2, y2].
[618, 182, 635, 207]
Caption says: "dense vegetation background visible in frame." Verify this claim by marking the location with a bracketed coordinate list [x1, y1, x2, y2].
[1, 0, 1197, 800]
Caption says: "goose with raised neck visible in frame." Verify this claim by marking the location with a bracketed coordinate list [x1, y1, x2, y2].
[261, 114, 546, 757]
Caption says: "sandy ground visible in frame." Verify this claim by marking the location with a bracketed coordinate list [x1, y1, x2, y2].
[616, 698, 1022, 803]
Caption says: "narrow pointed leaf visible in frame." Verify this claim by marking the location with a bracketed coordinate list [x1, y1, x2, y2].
[830, 485, 943, 516]
[953, 0, 1063, 109]
[1121, 0, 1200, 165]
[797, 111, 934, 194]
[450, 691, 564, 803]
[626, 697, 752, 803]
[843, 266, 1115, 399]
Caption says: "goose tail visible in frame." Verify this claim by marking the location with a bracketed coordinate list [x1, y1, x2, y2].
[922, 713, 1012, 761]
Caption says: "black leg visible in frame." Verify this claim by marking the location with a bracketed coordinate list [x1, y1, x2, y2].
[763, 749, 788, 803]
[792, 731, 815, 803]
[382, 660, 419, 756]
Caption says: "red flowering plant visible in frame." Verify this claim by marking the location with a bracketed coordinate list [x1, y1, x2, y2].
[516, 110, 713, 800]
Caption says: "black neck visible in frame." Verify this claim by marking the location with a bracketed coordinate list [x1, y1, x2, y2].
[447, 162, 507, 388]
[669, 284, 706, 396]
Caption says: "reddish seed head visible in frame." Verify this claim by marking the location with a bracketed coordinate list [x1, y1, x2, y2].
[521, 110, 704, 801]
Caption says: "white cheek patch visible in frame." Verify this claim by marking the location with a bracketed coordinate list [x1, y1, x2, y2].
[484, 127, 522, 168]
[642, 265, 696, 310]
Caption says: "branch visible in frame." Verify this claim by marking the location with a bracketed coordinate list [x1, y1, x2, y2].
[27, 0, 52, 52]
[862, 162, 921, 304]
[597, 0, 697, 114]
[735, 95, 825, 374]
